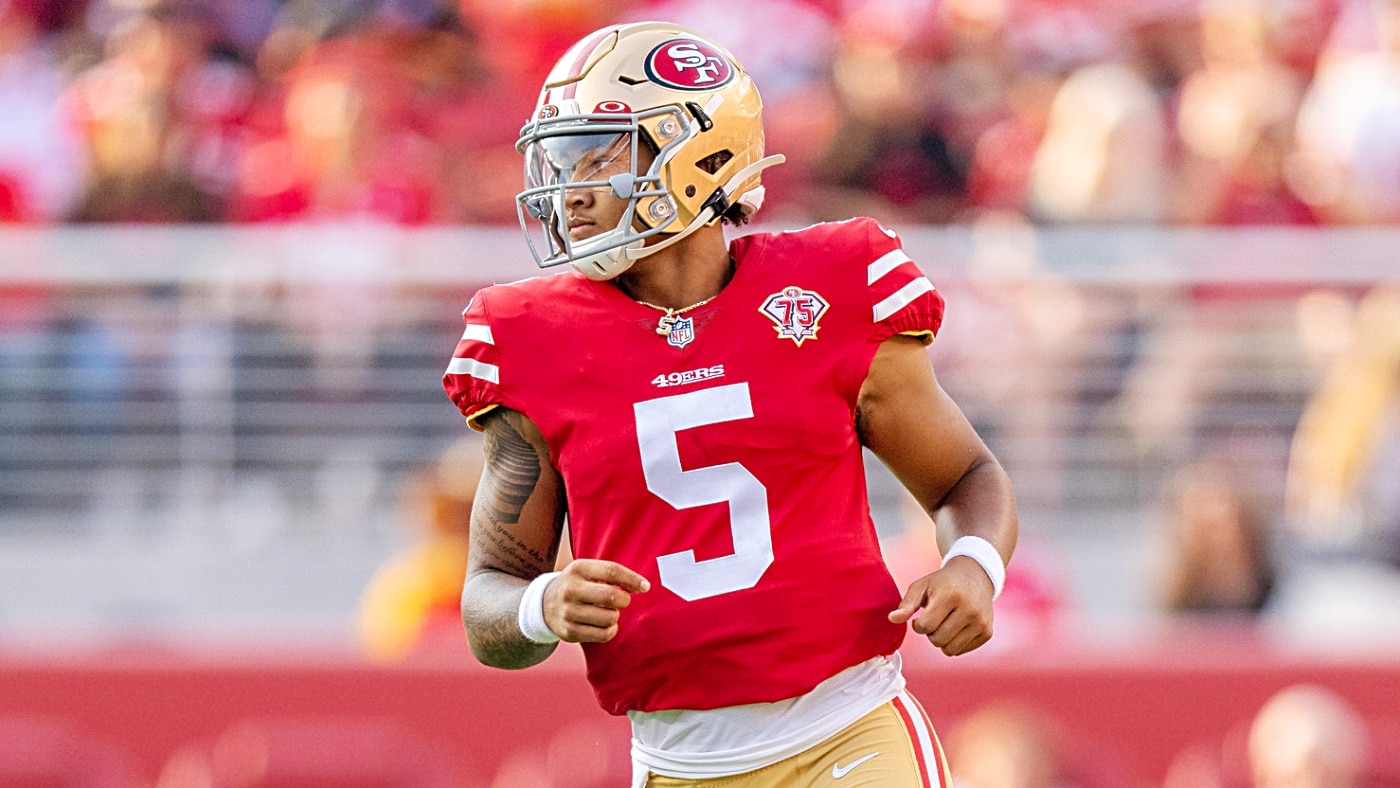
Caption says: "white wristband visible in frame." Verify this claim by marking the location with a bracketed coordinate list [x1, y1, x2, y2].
[516, 571, 563, 644]
[942, 536, 1006, 600]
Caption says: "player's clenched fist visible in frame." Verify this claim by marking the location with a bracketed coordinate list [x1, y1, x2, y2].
[543, 559, 650, 643]
[888, 557, 995, 657]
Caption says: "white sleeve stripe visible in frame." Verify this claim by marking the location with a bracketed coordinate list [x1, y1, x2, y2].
[446, 357, 500, 383]
[461, 324, 494, 344]
[873, 277, 934, 322]
[867, 249, 912, 285]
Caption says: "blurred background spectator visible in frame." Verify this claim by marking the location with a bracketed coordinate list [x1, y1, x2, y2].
[357, 436, 480, 661]
[66, 5, 230, 221]
[1161, 683, 1379, 788]
[1291, 0, 1400, 224]
[1286, 284, 1400, 563]
[1027, 6, 1173, 224]
[1275, 283, 1400, 643]
[0, 0, 87, 222]
[1171, 0, 1314, 225]
[944, 701, 1085, 788]
[1156, 456, 1277, 616]
[1247, 685, 1368, 788]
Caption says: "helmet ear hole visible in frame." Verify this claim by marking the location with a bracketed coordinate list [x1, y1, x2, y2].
[696, 150, 733, 175]
[685, 185, 696, 197]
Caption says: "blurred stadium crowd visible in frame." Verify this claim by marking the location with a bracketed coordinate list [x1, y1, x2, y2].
[2, 0, 1400, 226]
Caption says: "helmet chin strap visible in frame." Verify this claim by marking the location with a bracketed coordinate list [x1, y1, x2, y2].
[569, 153, 786, 280]
[624, 154, 786, 262]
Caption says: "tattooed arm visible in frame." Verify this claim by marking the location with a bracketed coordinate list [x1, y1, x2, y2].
[462, 407, 567, 668]
[462, 407, 651, 669]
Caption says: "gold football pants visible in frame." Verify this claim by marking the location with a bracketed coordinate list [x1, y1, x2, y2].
[641, 692, 950, 788]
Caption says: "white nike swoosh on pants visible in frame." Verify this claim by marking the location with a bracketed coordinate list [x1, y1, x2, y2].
[831, 752, 880, 779]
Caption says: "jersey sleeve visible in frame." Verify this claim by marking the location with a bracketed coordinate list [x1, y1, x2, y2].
[442, 290, 505, 431]
[862, 219, 945, 345]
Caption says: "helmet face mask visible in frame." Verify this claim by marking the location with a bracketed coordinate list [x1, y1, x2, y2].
[514, 22, 782, 280]
[516, 105, 693, 279]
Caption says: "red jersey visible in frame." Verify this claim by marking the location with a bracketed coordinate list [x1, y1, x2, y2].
[443, 218, 944, 715]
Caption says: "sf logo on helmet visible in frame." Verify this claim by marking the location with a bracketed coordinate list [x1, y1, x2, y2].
[645, 39, 735, 91]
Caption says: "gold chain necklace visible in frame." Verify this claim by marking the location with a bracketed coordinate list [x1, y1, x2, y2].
[637, 298, 712, 335]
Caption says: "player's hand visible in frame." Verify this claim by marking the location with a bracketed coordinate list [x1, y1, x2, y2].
[542, 559, 650, 644]
[888, 557, 994, 657]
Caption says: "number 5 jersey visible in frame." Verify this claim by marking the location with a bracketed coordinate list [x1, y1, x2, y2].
[443, 217, 945, 716]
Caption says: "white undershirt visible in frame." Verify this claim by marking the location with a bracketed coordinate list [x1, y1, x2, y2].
[628, 652, 907, 780]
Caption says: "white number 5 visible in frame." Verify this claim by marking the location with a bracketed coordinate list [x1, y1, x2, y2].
[634, 383, 773, 601]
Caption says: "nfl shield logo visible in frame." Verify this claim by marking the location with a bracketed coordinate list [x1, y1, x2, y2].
[667, 316, 695, 348]
[759, 286, 829, 346]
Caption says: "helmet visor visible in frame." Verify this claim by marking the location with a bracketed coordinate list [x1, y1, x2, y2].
[525, 132, 634, 192]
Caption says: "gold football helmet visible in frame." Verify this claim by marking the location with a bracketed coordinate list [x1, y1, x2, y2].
[516, 21, 784, 280]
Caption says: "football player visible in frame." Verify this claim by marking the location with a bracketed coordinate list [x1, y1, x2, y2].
[443, 21, 1018, 788]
